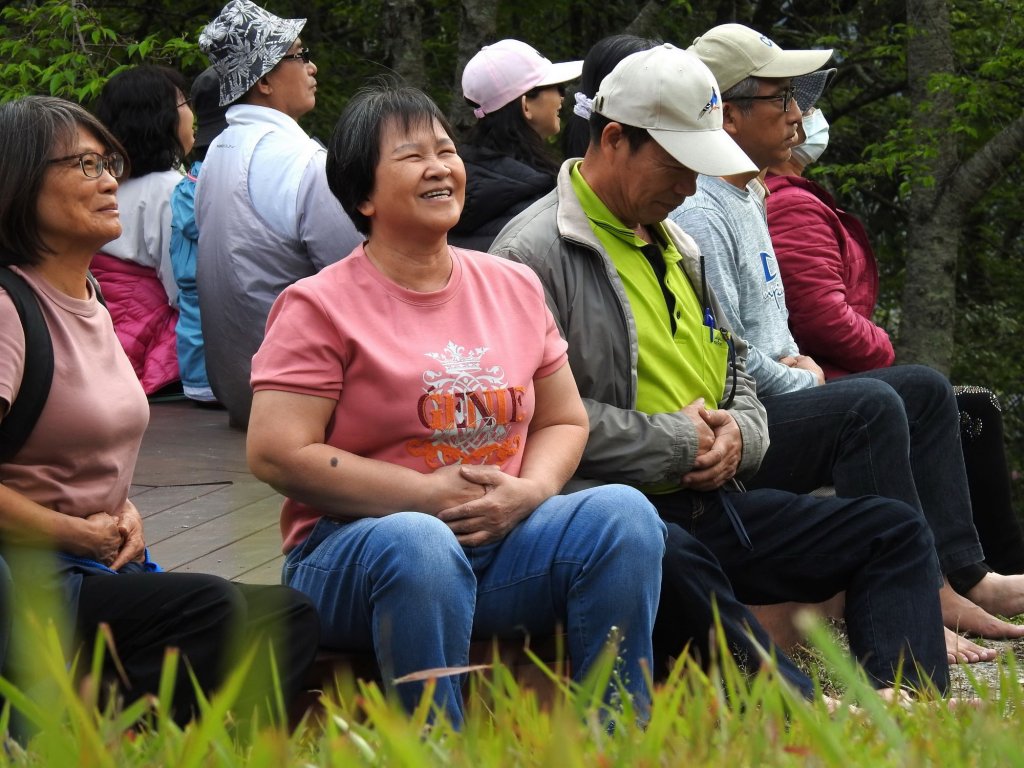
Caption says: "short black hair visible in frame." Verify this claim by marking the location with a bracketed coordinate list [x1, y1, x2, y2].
[0, 96, 126, 266]
[588, 114, 653, 153]
[94, 65, 189, 177]
[326, 80, 454, 235]
[563, 34, 660, 158]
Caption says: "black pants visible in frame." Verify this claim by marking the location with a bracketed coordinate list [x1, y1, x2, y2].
[652, 487, 948, 694]
[954, 387, 1024, 577]
[74, 573, 319, 725]
[652, 522, 817, 698]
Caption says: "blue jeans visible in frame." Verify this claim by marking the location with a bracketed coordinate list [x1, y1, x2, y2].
[653, 487, 948, 693]
[283, 485, 666, 726]
[750, 365, 984, 577]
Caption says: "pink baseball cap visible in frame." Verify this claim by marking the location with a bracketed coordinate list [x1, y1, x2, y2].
[462, 39, 582, 119]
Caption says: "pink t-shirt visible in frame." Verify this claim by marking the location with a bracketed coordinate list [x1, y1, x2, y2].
[0, 266, 149, 518]
[251, 245, 569, 552]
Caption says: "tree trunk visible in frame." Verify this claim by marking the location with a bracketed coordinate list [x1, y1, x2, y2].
[898, 0, 959, 373]
[624, 0, 663, 39]
[381, 0, 426, 89]
[449, 0, 498, 132]
[899, 0, 1024, 374]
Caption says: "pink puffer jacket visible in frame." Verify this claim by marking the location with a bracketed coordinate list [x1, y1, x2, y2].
[91, 252, 179, 394]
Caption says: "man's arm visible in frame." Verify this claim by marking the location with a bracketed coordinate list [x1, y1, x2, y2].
[715, 325, 769, 480]
[671, 201, 818, 397]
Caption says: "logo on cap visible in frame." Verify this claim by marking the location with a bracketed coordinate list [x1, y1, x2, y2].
[697, 87, 720, 120]
[759, 35, 774, 47]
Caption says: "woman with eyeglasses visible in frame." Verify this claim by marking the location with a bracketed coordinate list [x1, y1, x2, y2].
[0, 96, 319, 725]
[91, 65, 194, 396]
[448, 40, 582, 251]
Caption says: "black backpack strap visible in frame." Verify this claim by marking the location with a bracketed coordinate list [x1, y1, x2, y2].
[86, 270, 106, 307]
[0, 267, 54, 464]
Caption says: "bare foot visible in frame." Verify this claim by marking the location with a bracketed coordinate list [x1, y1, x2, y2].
[944, 626, 998, 664]
[939, 582, 1024, 638]
[747, 593, 846, 650]
[966, 573, 1024, 619]
[876, 687, 983, 710]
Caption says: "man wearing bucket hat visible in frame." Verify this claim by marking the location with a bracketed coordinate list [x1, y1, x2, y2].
[674, 24, 1024, 657]
[491, 43, 948, 698]
[194, 0, 360, 429]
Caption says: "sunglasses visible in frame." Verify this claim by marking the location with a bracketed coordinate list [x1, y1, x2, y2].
[279, 47, 312, 64]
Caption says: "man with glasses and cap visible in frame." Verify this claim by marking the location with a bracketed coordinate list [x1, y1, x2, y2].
[195, 0, 360, 429]
[673, 23, 1024, 660]
[491, 43, 948, 701]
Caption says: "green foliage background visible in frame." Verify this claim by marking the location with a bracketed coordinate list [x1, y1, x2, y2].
[2, 0, 1023, 497]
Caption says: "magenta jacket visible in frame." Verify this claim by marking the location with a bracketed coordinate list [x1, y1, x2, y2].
[764, 173, 894, 379]
[90, 252, 179, 395]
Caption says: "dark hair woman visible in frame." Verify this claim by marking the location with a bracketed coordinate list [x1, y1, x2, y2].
[448, 40, 581, 251]
[92, 65, 195, 395]
[247, 82, 666, 727]
[0, 95, 318, 725]
[561, 34, 660, 160]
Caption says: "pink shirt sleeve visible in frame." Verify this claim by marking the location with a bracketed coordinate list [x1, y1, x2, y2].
[0, 291, 26, 411]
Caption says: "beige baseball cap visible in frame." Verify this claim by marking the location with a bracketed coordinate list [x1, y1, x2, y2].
[689, 24, 833, 93]
[592, 43, 757, 177]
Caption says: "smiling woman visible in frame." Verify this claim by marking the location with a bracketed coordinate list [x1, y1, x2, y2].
[246, 82, 668, 728]
[0, 96, 319, 726]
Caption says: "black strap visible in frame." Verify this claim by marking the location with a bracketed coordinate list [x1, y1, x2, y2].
[0, 267, 54, 463]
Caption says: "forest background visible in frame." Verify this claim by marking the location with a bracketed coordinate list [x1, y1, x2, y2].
[2, 0, 1023, 501]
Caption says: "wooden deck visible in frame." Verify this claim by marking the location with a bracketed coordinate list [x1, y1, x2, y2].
[130, 400, 566, 686]
[131, 400, 285, 584]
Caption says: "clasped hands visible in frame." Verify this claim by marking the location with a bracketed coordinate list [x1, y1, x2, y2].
[73, 499, 146, 570]
[778, 353, 825, 386]
[679, 398, 743, 491]
[427, 464, 543, 547]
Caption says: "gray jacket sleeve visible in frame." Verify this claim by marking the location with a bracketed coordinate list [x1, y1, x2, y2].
[493, 211, 768, 488]
[665, 221, 769, 481]
[671, 201, 817, 397]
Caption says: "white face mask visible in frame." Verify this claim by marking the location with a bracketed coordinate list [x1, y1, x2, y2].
[792, 108, 830, 165]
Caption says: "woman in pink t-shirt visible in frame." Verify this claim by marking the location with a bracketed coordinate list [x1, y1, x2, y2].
[0, 96, 317, 726]
[247, 83, 666, 727]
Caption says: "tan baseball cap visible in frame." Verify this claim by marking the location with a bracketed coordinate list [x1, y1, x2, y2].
[689, 24, 833, 93]
[592, 43, 757, 177]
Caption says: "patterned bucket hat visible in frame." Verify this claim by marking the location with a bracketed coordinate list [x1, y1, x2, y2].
[199, 0, 306, 107]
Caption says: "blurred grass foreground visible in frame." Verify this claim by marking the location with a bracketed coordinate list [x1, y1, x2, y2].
[0, 601, 1023, 768]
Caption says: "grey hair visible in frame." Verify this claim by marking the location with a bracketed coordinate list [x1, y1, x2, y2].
[721, 76, 761, 116]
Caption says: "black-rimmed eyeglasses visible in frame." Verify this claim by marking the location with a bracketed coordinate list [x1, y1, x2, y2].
[730, 86, 797, 113]
[47, 151, 125, 179]
[279, 48, 312, 64]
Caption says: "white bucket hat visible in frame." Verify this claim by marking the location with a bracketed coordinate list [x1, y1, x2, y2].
[199, 0, 306, 107]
